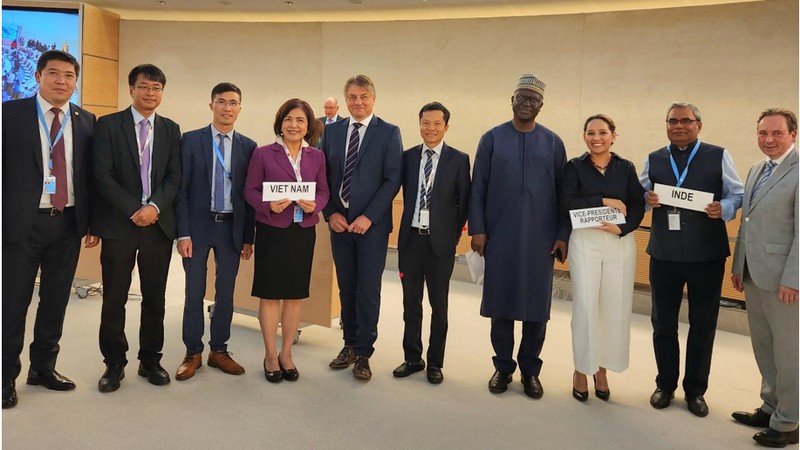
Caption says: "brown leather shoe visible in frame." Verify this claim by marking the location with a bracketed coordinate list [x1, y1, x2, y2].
[353, 356, 372, 381]
[176, 353, 202, 381]
[329, 346, 356, 369]
[208, 350, 245, 375]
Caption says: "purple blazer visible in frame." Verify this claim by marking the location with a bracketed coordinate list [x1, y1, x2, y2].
[244, 142, 330, 228]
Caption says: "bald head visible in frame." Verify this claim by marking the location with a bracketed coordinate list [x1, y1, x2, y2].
[323, 97, 339, 120]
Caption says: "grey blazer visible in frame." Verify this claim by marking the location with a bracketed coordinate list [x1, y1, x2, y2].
[732, 147, 798, 291]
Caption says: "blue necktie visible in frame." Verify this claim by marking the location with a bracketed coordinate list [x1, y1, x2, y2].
[419, 149, 435, 212]
[341, 123, 362, 203]
[750, 160, 776, 202]
[214, 134, 227, 212]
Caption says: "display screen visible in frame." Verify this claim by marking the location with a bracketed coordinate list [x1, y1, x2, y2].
[2, 7, 81, 104]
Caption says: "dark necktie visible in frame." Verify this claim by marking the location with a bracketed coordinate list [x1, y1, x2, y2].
[341, 122, 363, 203]
[50, 107, 67, 210]
[214, 134, 227, 212]
[419, 149, 435, 211]
[750, 160, 777, 202]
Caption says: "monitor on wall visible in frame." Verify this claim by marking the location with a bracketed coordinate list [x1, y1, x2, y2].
[2, 5, 82, 104]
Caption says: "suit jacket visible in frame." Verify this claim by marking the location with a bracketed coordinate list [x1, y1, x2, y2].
[175, 125, 256, 251]
[398, 143, 470, 257]
[244, 142, 329, 228]
[317, 115, 343, 146]
[91, 106, 181, 240]
[2, 96, 95, 242]
[320, 116, 403, 234]
[732, 148, 798, 290]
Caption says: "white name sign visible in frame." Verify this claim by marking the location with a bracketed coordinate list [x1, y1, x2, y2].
[569, 206, 626, 229]
[653, 183, 714, 212]
[262, 182, 316, 201]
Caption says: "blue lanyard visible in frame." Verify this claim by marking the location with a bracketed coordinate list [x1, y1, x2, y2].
[668, 140, 701, 188]
[36, 101, 70, 171]
[212, 134, 232, 180]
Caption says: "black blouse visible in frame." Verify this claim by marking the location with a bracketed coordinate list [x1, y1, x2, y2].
[561, 152, 645, 237]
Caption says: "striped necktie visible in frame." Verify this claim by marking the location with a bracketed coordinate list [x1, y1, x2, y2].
[419, 149, 435, 212]
[214, 134, 227, 212]
[341, 122, 363, 203]
[750, 160, 777, 202]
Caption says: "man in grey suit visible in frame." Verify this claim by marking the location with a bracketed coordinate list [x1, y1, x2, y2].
[731, 107, 798, 448]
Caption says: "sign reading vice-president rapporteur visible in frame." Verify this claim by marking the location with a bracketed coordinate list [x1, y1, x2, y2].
[262, 182, 316, 201]
[569, 206, 626, 229]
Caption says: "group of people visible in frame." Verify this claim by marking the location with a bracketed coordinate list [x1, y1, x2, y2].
[2, 50, 796, 448]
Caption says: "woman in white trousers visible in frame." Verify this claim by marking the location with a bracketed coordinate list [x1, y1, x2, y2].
[562, 114, 645, 402]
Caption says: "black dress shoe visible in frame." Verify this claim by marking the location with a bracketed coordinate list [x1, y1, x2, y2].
[26, 369, 76, 391]
[2, 380, 17, 409]
[488, 371, 512, 394]
[521, 375, 543, 399]
[263, 360, 283, 383]
[426, 367, 443, 384]
[753, 427, 799, 448]
[393, 360, 425, 378]
[137, 363, 170, 386]
[278, 354, 299, 382]
[593, 374, 610, 401]
[353, 356, 372, 381]
[686, 395, 709, 417]
[572, 387, 589, 402]
[650, 388, 674, 409]
[98, 364, 125, 393]
[733, 408, 772, 428]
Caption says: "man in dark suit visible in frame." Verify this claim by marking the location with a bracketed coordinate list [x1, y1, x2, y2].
[2, 50, 98, 409]
[92, 64, 181, 392]
[174, 82, 256, 381]
[320, 75, 402, 381]
[393, 102, 470, 385]
[316, 97, 343, 146]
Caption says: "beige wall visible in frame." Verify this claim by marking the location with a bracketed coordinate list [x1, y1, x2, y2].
[118, 0, 798, 178]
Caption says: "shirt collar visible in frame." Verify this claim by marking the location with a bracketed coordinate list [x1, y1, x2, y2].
[770, 145, 795, 166]
[276, 135, 309, 150]
[349, 114, 373, 128]
[211, 124, 235, 141]
[130, 106, 155, 126]
[36, 93, 69, 117]
[422, 141, 444, 156]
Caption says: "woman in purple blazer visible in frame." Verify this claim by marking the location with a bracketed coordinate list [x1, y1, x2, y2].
[244, 98, 330, 383]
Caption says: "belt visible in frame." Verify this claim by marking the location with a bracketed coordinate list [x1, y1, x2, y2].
[210, 212, 234, 222]
[39, 206, 73, 216]
[411, 226, 430, 236]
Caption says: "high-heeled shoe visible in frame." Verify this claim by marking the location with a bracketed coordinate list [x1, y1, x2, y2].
[263, 359, 283, 383]
[278, 353, 299, 382]
[593, 374, 610, 401]
[572, 371, 589, 402]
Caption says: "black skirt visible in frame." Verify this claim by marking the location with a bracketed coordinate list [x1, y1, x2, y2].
[252, 221, 316, 300]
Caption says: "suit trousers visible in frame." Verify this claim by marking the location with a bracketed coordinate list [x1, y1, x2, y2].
[649, 257, 725, 397]
[99, 225, 173, 366]
[744, 270, 799, 432]
[569, 228, 635, 374]
[181, 219, 241, 354]
[330, 226, 389, 357]
[398, 231, 454, 368]
[2, 209, 80, 382]
[490, 318, 546, 376]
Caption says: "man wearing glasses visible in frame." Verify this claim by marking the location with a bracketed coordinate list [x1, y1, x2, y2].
[174, 83, 257, 380]
[469, 74, 569, 399]
[639, 102, 743, 417]
[92, 64, 182, 392]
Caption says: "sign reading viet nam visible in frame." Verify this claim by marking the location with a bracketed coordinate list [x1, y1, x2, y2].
[262, 182, 316, 201]
[653, 183, 714, 212]
[569, 206, 626, 229]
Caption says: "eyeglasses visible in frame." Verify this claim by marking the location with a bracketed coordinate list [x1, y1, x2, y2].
[213, 100, 241, 108]
[42, 69, 76, 81]
[514, 94, 543, 106]
[666, 118, 698, 126]
[134, 85, 163, 93]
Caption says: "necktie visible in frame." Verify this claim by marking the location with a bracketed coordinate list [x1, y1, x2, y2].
[50, 107, 67, 210]
[750, 160, 777, 201]
[341, 122, 363, 203]
[139, 118, 151, 200]
[419, 149, 435, 212]
[326, 118, 333, 125]
[214, 134, 227, 212]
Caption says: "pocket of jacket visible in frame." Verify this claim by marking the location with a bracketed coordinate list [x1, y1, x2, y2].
[765, 243, 791, 255]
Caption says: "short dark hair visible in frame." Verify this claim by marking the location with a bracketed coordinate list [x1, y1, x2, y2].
[273, 98, 316, 142]
[211, 82, 241, 101]
[418, 102, 451, 125]
[128, 64, 166, 87]
[584, 114, 616, 133]
[36, 50, 80, 77]
[758, 107, 798, 133]
[343, 74, 376, 97]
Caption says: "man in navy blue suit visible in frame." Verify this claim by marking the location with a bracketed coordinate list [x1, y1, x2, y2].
[320, 75, 403, 381]
[174, 83, 257, 380]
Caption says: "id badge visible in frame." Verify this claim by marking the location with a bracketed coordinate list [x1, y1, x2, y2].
[419, 209, 430, 228]
[668, 209, 681, 231]
[43, 176, 57, 194]
[293, 205, 303, 223]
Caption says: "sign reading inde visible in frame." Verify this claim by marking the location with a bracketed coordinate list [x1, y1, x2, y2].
[653, 183, 714, 212]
